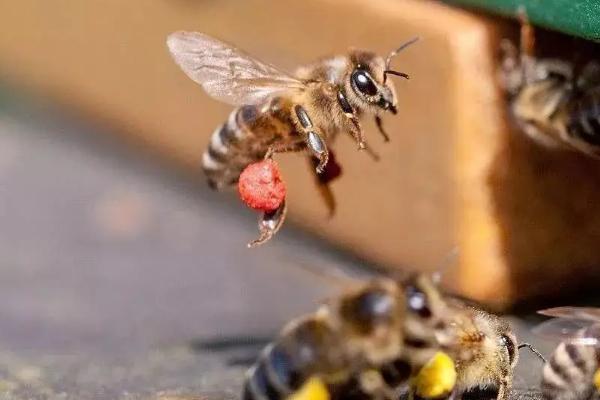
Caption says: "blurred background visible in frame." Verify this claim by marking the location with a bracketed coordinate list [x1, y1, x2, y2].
[0, 0, 599, 398]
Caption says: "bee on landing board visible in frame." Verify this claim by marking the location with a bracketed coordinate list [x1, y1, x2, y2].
[241, 273, 540, 400]
[166, 32, 417, 246]
[534, 307, 600, 400]
[499, 11, 600, 158]
[434, 299, 542, 400]
[243, 274, 457, 400]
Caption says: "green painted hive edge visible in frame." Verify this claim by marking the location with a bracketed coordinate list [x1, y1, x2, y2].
[444, 0, 600, 42]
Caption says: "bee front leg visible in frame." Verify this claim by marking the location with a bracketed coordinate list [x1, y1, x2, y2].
[362, 141, 380, 161]
[294, 105, 329, 173]
[348, 118, 379, 161]
[338, 87, 367, 150]
[374, 115, 390, 142]
[247, 200, 287, 248]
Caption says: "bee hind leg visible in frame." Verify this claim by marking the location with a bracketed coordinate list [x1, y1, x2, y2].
[247, 200, 288, 248]
[308, 156, 337, 217]
[263, 141, 305, 160]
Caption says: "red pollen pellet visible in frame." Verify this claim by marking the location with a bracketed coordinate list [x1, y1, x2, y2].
[238, 159, 286, 212]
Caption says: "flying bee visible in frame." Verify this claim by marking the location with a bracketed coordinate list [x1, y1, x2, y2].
[534, 307, 600, 400]
[242, 274, 460, 400]
[167, 32, 416, 247]
[499, 11, 600, 158]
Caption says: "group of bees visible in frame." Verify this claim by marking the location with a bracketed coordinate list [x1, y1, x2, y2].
[167, 10, 600, 400]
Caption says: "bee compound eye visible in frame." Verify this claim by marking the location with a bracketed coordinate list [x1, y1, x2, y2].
[501, 334, 516, 364]
[406, 285, 432, 319]
[351, 69, 378, 96]
[340, 289, 395, 335]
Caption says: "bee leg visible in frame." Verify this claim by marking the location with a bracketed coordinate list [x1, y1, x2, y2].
[362, 142, 380, 161]
[308, 157, 336, 217]
[263, 141, 306, 160]
[338, 88, 366, 149]
[496, 384, 508, 400]
[247, 200, 287, 248]
[517, 7, 534, 58]
[348, 118, 367, 150]
[305, 130, 329, 173]
[357, 370, 396, 400]
[374, 115, 391, 142]
[516, 7, 537, 83]
[294, 104, 330, 173]
[445, 390, 458, 400]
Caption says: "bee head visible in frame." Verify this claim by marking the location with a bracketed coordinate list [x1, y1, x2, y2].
[345, 40, 416, 115]
[471, 312, 520, 374]
[401, 274, 455, 349]
[499, 38, 573, 97]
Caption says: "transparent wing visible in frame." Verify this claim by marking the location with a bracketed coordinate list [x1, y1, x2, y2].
[532, 318, 600, 348]
[167, 31, 306, 105]
[538, 307, 600, 322]
[533, 318, 593, 339]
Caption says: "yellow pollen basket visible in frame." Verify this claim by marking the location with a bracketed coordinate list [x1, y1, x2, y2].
[594, 368, 600, 392]
[287, 377, 330, 400]
[412, 351, 457, 399]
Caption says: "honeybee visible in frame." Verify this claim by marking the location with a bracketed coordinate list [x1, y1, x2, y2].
[434, 300, 527, 400]
[242, 273, 533, 400]
[534, 307, 600, 400]
[167, 32, 416, 247]
[243, 274, 457, 400]
[499, 11, 600, 158]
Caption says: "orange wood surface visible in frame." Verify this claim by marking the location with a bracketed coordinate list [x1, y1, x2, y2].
[2, 0, 600, 307]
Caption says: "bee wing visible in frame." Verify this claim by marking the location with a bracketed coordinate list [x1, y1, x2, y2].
[167, 31, 306, 105]
[532, 317, 596, 341]
[537, 307, 600, 322]
[565, 336, 600, 347]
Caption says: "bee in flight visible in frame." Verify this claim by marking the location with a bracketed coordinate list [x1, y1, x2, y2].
[242, 273, 532, 400]
[499, 10, 600, 158]
[167, 32, 417, 246]
[534, 307, 600, 400]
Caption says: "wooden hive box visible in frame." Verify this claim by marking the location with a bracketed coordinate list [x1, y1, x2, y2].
[1, 0, 600, 308]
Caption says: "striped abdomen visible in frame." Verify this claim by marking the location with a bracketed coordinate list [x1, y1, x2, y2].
[242, 281, 435, 400]
[243, 316, 343, 400]
[202, 101, 295, 189]
[566, 91, 600, 149]
[542, 324, 600, 400]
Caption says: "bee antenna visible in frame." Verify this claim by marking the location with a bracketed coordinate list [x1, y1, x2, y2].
[518, 343, 546, 363]
[384, 70, 410, 81]
[385, 36, 419, 71]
